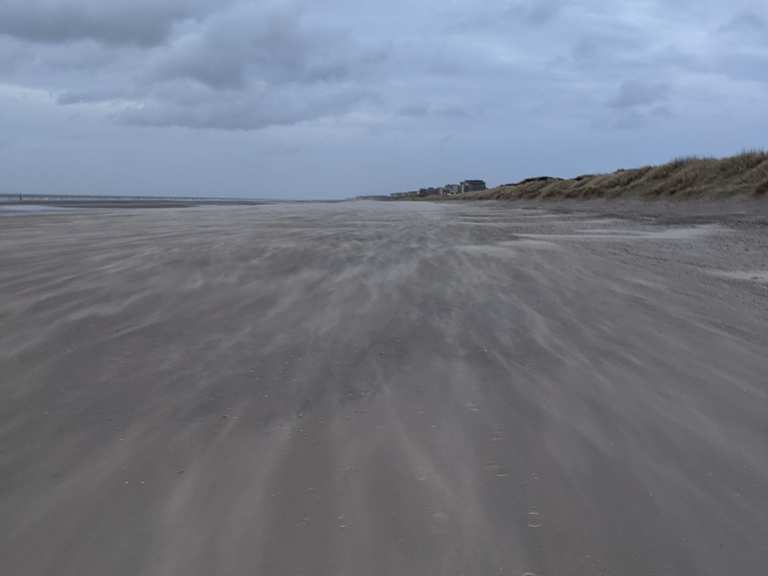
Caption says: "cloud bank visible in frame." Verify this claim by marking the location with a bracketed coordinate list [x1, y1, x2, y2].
[1, 0, 766, 197]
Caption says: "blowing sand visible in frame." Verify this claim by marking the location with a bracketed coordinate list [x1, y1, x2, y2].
[1, 201, 767, 575]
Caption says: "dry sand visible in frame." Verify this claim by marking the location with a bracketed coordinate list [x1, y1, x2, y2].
[1, 201, 767, 575]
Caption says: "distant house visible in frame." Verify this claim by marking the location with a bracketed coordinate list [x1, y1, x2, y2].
[460, 180, 487, 194]
[389, 180, 486, 199]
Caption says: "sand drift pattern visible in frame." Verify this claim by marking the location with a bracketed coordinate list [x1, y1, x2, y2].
[1, 201, 767, 575]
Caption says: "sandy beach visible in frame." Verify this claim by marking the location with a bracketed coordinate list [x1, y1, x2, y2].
[1, 201, 767, 575]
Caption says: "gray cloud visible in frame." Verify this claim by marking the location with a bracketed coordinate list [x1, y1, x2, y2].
[399, 104, 429, 117]
[716, 52, 768, 83]
[718, 10, 768, 42]
[148, 3, 363, 90]
[0, 0, 219, 46]
[398, 103, 473, 119]
[610, 81, 671, 109]
[1, 0, 767, 198]
[57, 86, 132, 104]
[505, 0, 565, 25]
[38, 1, 386, 130]
[571, 31, 648, 68]
[118, 81, 371, 130]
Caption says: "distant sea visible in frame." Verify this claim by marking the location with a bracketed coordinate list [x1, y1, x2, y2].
[0, 205, 72, 215]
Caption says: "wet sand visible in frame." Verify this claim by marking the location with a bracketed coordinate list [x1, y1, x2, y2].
[1, 201, 767, 575]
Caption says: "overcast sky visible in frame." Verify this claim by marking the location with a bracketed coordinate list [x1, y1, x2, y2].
[1, 0, 766, 198]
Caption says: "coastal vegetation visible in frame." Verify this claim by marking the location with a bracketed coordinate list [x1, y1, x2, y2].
[460, 151, 768, 200]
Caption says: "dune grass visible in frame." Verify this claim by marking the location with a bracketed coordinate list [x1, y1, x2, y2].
[461, 151, 768, 201]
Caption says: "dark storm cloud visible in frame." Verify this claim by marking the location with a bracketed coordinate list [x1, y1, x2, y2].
[0, 0, 219, 46]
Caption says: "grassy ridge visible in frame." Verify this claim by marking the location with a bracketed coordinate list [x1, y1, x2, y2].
[462, 151, 768, 200]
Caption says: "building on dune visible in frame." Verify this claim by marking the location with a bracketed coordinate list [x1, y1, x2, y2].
[459, 180, 487, 194]
[388, 179, 486, 199]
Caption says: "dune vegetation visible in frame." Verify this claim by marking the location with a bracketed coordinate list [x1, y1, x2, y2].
[460, 151, 768, 200]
